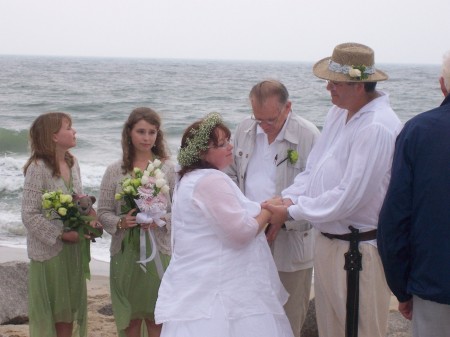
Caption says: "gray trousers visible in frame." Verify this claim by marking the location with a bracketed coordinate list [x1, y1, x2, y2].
[279, 268, 313, 337]
[413, 295, 450, 337]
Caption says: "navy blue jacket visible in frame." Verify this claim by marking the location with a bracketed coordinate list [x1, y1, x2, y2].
[378, 94, 450, 304]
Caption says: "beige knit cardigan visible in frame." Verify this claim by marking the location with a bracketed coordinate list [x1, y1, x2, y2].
[21, 159, 83, 261]
[97, 160, 175, 256]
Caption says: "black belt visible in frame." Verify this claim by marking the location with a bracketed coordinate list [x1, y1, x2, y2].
[322, 226, 377, 337]
[321, 229, 377, 241]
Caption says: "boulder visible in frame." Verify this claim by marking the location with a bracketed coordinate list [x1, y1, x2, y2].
[0, 261, 29, 324]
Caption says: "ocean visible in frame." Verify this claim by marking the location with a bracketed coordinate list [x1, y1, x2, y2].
[0, 55, 443, 262]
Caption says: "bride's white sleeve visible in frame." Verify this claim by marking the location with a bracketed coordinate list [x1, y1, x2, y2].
[193, 173, 259, 248]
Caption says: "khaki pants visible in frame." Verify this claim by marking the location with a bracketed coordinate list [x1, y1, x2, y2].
[314, 233, 390, 337]
[279, 268, 313, 337]
[412, 295, 450, 337]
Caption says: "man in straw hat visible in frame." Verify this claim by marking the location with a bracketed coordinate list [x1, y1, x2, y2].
[263, 42, 402, 337]
[378, 51, 450, 336]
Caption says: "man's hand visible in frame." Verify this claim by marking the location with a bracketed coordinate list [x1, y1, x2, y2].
[262, 203, 289, 226]
[261, 197, 294, 243]
[265, 223, 283, 244]
[398, 299, 413, 320]
[264, 196, 284, 206]
[261, 202, 289, 244]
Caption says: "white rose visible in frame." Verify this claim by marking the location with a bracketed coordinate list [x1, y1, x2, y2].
[155, 178, 166, 188]
[143, 170, 150, 177]
[155, 171, 165, 179]
[348, 68, 361, 78]
[161, 185, 170, 194]
[147, 163, 155, 172]
[153, 159, 161, 167]
[153, 168, 162, 177]
[141, 175, 150, 185]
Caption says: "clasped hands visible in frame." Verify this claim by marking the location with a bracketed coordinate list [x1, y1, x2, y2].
[261, 196, 293, 243]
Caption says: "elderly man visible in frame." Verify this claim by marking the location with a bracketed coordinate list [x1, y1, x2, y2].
[225, 79, 320, 337]
[377, 51, 450, 337]
[263, 43, 402, 337]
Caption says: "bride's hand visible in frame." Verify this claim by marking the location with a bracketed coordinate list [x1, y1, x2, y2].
[262, 196, 283, 206]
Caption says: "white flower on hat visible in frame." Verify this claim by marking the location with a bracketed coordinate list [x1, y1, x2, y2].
[349, 68, 362, 78]
[348, 65, 369, 80]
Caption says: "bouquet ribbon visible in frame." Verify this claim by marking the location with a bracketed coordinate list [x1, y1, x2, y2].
[135, 210, 167, 279]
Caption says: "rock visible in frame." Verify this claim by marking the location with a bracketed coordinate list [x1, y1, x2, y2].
[300, 298, 411, 337]
[97, 303, 114, 316]
[0, 261, 29, 324]
[301, 298, 318, 337]
[387, 310, 412, 337]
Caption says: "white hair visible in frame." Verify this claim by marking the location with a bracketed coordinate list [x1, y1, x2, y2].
[442, 50, 450, 92]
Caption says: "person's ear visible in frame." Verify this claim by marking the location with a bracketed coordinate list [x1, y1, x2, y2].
[439, 76, 448, 97]
[285, 101, 292, 112]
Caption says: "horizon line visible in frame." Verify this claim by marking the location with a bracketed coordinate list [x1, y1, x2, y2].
[0, 53, 440, 67]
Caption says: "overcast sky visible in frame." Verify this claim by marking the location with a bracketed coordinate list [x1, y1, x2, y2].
[1, 0, 448, 65]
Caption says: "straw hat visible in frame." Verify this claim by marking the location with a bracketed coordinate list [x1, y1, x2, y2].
[313, 42, 388, 82]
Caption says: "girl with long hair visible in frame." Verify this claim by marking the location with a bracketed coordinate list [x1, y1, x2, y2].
[98, 107, 175, 337]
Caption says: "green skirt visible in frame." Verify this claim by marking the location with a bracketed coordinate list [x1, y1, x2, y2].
[110, 229, 170, 337]
[28, 243, 87, 337]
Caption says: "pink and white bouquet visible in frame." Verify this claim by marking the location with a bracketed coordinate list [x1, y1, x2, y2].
[134, 160, 170, 226]
[115, 159, 170, 219]
[115, 159, 170, 275]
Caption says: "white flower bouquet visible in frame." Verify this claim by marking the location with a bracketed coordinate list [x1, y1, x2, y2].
[115, 159, 170, 275]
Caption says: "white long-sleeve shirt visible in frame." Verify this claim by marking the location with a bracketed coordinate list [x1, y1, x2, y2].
[283, 92, 402, 236]
[155, 169, 288, 323]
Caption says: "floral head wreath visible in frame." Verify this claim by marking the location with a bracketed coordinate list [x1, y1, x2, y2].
[177, 112, 223, 167]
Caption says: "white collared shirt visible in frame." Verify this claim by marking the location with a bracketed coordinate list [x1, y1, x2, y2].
[245, 114, 289, 203]
[283, 92, 402, 237]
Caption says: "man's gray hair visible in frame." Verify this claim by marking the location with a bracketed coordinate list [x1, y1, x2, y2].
[442, 50, 450, 92]
[249, 80, 289, 106]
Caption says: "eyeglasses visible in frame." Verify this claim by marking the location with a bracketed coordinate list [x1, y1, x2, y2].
[326, 80, 355, 88]
[251, 105, 284, 126]
[326, 80, 343, 88]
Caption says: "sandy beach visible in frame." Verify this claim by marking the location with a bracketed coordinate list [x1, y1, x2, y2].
[0, 245, 404, 337]
[0, 245, 118, 337]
